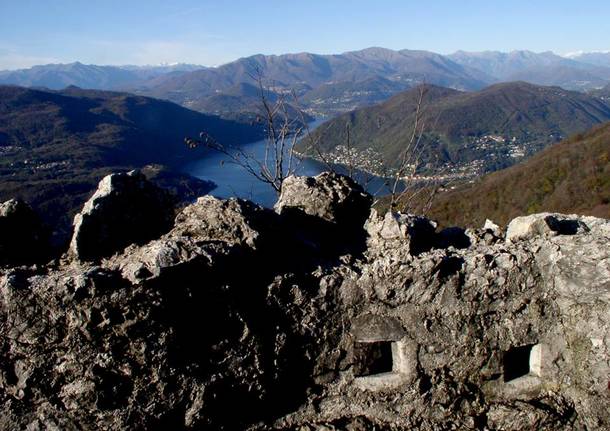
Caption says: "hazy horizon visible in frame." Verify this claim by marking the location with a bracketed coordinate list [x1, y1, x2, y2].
[1, 46, 610, 72]
[2, 0, 610, 70]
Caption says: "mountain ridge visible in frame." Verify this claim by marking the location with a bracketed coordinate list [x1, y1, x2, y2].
[0, 62, 206, 91]
[135, 47, 490, 111]
[448, 49, 610, 90]
[302, 81, 610, 175]
[4, 47, 610, 119]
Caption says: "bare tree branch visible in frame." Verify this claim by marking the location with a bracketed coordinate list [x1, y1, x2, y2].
[186, 69, 318, 195]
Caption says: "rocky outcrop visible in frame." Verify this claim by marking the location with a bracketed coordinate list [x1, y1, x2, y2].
[365, 209, 438, 254]
[172, 195, 274, 248]
[275, 172, 372, 228]
[69, 171, 175, 261]
[274, 172, 372, 257]
[506, 212, 589, 243]
[0, 199, 49, 265]
[0, 172, 609, 430]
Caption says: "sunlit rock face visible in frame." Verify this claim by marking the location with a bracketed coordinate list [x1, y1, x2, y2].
[0, 172, 608, 430]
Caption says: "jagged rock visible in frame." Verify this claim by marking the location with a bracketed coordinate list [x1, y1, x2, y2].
[0, 199, 49, 265]
[0, 173, 609, 430]
[274, 172, 372, 256]
[365, 209, 438, 255]
[506, 212, 589, 243]
[109, 196, 279, 284]
[173, 195, 275, 248]
[69, 171, 175, 261]
[275, 172, 372, 228]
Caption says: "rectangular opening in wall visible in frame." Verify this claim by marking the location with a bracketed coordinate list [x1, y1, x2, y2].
[353, 341, 393, 377]
[503, 344, 535, 382]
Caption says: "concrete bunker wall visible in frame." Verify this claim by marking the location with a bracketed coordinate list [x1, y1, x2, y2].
[503, 343, 545, 382]
[350, 312, 554, 397]
[490, 342, 549, 398]
[351, 314, 416, 391]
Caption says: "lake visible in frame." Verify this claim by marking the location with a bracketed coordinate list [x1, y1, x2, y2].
[183, 119, 393, 207]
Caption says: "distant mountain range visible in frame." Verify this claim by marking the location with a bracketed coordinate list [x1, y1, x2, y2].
[134, 47, 491, 117]
[421, 121, 610, 227]
[564, 51, 610, 68]
[448, 50, 610, 89]
[4, 48, 610, 118]
[302, 82, 610, 175]
[0, 85, 262, 241]
[180, 81, 314, 124]
[0, 62, 205, 90]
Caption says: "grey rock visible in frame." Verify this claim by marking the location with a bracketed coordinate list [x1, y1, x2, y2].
[0, 172, 609, 430]
[110, 195, 275, 284]
[466, 225, 504, 247]
[69, 171, 175, 261]
[484, 219, 501, 233]
[365, 209, 438, 255]
[275, 172, 372, 227]
[173, 195, 273, 248]
[506, 212, 589, 243]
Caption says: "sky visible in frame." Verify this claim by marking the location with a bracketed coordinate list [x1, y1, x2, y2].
[1, 0, 610, 70]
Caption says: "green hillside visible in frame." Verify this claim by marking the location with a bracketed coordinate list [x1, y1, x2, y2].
[420, 122, 610, 227]
[304, 82, 610, 175]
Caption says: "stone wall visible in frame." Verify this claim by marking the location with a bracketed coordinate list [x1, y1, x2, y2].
[0, 172, 608, 430]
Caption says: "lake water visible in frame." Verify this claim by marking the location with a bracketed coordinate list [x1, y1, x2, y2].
[184, 119, 392, 207]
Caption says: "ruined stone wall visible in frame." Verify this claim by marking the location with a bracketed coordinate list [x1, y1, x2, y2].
[0, 172, 608, 430]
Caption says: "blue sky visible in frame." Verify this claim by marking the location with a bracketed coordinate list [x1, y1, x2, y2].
[1, 0, 609, 69]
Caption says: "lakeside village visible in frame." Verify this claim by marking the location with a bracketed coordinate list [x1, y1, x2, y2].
[313, 134, 537, 187]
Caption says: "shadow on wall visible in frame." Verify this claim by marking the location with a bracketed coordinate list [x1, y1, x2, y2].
[351, 314, 417, 392]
